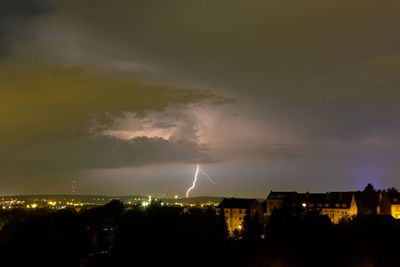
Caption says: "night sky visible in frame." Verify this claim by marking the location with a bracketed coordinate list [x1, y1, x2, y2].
[1, 1, 400, 197]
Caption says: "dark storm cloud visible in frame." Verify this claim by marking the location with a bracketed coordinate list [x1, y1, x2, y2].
[0, 0, 51, 56]
[264, 144, 309, 160]
[1, 136, 216, 171]
[151, 121, 177, 129]
[0, 0, 49, 18]
[2, 0, 400, 194]
[0, 64, 224, 173]
[12, 0, 399, 142]
[0, 65, 223, 147]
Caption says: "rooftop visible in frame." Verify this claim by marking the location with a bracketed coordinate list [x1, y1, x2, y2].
[217, 198, 258, 209]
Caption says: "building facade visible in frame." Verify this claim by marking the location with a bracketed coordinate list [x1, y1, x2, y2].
[266, 191, 358, 223]
[266, 191, 298, 216]
[380, 192, 400, 219]
[216, 198, 263, 235]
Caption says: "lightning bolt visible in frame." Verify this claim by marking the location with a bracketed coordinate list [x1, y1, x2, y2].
[186, 164, 217, 198]
[199, 167, 216, 184]
[186, 164, 200, 198]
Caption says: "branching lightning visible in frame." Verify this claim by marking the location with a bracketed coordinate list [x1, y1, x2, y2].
[186, 164, 200, 198]
[199, 168, 216, 184]
[186, 164, 216, 198]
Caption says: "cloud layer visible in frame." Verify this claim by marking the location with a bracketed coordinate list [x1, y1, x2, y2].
[0, 65, 224, 171]
[1, 1, 400, 195]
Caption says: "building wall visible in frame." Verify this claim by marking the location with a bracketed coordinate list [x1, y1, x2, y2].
[349, 195, 358, 216]
[266, 193, 358, 224]
[321, 208, 349, 223]
[379, 193, 400, 219]
[391, 205, 400, 219]
[266, 199, 284, 216]
[226, 208, 246, 234]
[320, 195, 357, 223]
[216, 204, 263, 236]
[379, 193, 391, 215]
[216, 208, 246, 235]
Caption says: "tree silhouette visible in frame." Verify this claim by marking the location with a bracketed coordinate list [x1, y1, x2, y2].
[362, 183, 379, 214]
[217, 208, 229, 240]
[364, 183, 376, 193]
[242, 209, 262, 240]
[387, 187, 399, 194]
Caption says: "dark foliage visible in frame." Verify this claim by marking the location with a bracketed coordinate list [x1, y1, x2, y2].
[1, 200, 400, 266]
[0, 209, 90, 267]
[242, 209, 262, 240]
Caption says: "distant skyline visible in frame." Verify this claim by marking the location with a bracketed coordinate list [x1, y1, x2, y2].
[1, 1, 400, 197]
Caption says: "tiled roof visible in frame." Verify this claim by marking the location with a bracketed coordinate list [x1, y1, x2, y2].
[267, 191, 298, 200]
[386, 192, 400, 204]
[327, 192, 354, 203]
[266, 191, 355, 209]
[217, 198, 258, 209]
